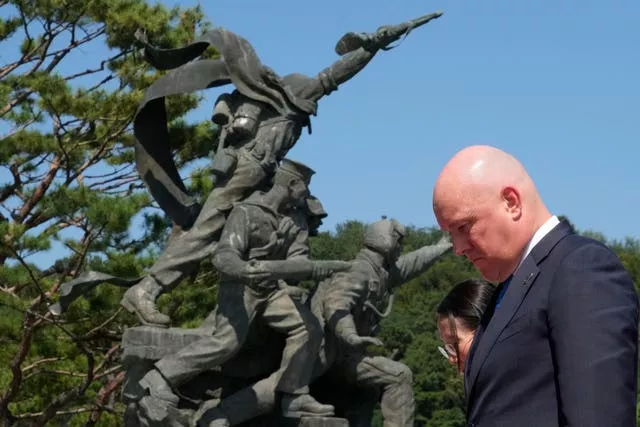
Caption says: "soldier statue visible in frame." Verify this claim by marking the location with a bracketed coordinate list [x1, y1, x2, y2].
[194, 219, 452, 426]
[120, 12, 443, 327]
[310, 219, 451, 426]
[136, 159, 350, 420]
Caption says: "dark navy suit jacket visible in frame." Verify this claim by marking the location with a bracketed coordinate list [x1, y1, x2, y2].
[464, 220, 639, 427]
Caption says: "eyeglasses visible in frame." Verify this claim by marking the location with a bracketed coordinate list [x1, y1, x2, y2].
[438, 343, 457, 360]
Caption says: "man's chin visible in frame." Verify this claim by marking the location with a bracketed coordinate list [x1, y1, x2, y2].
[474, 262, 499, 282]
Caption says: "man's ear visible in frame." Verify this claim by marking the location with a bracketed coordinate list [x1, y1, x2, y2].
[501, 186, 522, 220]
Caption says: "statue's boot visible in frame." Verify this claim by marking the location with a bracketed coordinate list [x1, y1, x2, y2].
[205, 418, 231, 427]
[195, 407, 231, 427]
[281, 394, 335, 418]
[139, 369, 180, 406]
[121, 276, 171, 327]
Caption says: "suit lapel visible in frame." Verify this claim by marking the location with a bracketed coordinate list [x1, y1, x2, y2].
[528, 220, 573, 266]
[464, 220, 574, 407]
[465, 258, 539, 402]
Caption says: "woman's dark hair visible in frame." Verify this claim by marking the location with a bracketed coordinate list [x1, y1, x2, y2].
[437, 278, 495, 371]
[437, 278, 496, 333]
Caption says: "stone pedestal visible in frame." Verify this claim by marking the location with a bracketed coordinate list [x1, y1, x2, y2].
[122, 325, 211, 363]
[282, 417, 349, 427]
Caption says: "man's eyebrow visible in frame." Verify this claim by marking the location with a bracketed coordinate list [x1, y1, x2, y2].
[447, 217, 476, 232]
[449, 218, 469, 228]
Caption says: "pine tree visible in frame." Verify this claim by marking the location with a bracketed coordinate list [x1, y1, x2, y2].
[0, 1, 217, 424]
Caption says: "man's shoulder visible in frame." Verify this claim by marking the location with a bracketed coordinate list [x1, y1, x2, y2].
[544, 233, 629, 283]
[553, 232, 615, 262]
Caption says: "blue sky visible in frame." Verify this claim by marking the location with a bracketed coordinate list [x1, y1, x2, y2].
[1, 0, 638, 270]
[166, 0, 639, 241]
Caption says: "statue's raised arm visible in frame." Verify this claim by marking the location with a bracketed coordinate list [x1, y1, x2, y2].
[300, 11, 443, 102]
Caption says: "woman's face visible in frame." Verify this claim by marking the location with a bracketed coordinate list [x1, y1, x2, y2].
[437, 315, 476, 373]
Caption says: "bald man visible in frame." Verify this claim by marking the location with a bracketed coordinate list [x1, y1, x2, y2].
[433, 145, 638, 427]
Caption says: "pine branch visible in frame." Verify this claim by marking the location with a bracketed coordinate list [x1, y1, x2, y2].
[48, 223, 104, 297]
[23, 32, 55, 77]
[34, 369, 88, 378]
[22, 357, 66, 373]
[94, 345, 121, 375]
[86, 74, 115, 93]
[24, 153, 51, 178]
[0, 313, 44, 422]
[16, 154, 61, 223]
[84, 164, 133, 179]
[13, 405, 118, 422]
[0, 23, 102, 80]
[22, 209, 47, 229]
[81, 308, 124, 341]
[53, 118, 73, 175]
[22, 357, 65, 380]
[104, 182, 145, 195]
[47, 26, 106, 74]
[63, 47, 126, 83]
[0, 164, 22, 203]
[85, 371, 125, 426]
[0, 89, 35, 117]
[89, 174, 138, 192]
[87, 169, 138, 187]
[5, 245, 46, 300]
[67, 119, 134, 185]
[0, 3, 42, 80]
[0, 22, 105, 119]
[0, 117, 40, 140]
[7, 309, 99, 426]
[22, 347, 124, 424]
[18, 1, 33, 47]
[0, 60, 26, 81]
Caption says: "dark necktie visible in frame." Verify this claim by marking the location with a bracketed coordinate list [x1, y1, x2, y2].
[495, 275, 513, 309]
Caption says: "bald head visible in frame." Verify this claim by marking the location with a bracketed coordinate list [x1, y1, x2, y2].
[435, 145, 535, 207]
[432, 145, 550, 281]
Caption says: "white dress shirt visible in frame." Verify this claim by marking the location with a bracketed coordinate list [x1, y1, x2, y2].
[515, 215, 560, 273]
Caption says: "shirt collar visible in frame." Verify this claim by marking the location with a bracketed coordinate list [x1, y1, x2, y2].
[515, 215, 560, 272]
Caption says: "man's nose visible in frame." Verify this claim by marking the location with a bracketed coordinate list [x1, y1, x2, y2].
[452, 237, 470, 256]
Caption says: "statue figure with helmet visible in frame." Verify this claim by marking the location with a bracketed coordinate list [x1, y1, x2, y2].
[304, 219, 452, 427]
[186, 218, 452, 427]
[129, 159, 351, 422]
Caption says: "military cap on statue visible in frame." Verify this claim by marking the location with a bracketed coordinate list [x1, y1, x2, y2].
[275, 158, 316, 185]
[306, 195, 327, 218]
